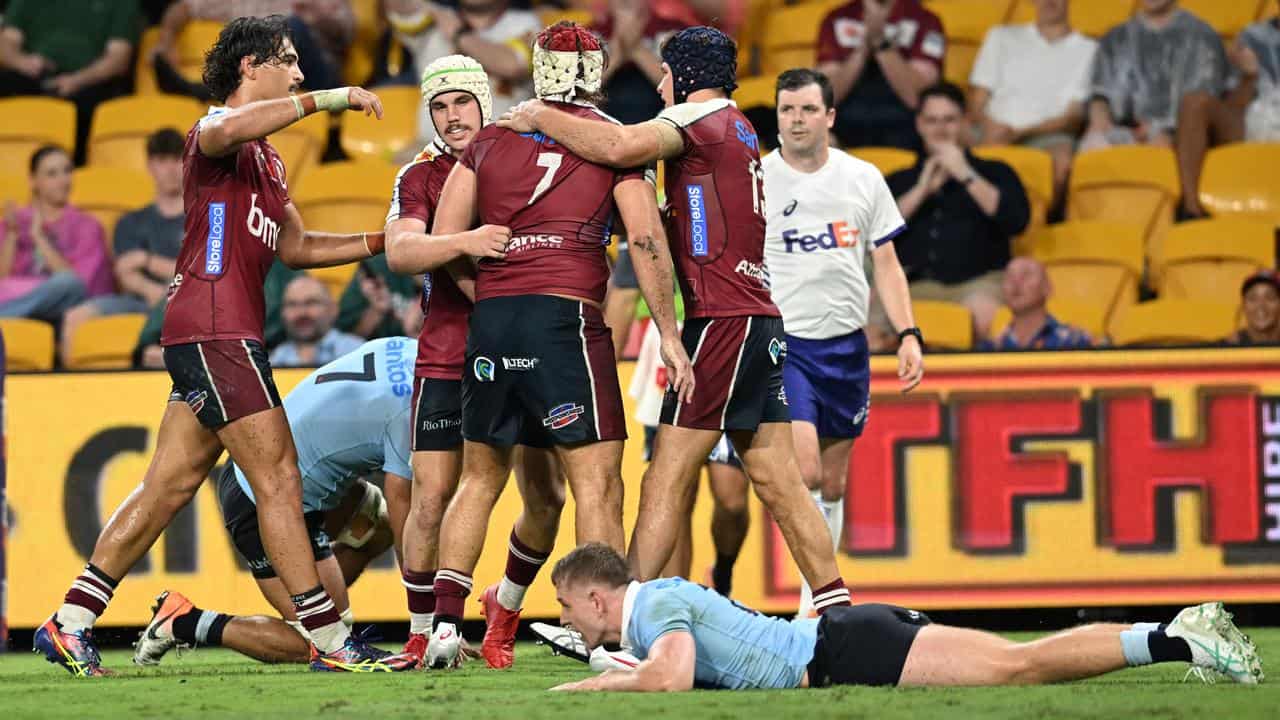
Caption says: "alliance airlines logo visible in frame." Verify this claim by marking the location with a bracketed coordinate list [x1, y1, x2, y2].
[782, 221, 859, 253]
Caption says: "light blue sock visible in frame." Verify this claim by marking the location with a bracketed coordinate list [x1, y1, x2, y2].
[1120, 629, 1153, 666]
[1131, 622, 1160, 632]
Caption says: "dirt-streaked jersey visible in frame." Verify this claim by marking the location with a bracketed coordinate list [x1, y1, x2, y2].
[162, 107, 290, 346]
[459, 103, 649, 305]
[386, 139, 471, 380]
[656, 99, 780, 319]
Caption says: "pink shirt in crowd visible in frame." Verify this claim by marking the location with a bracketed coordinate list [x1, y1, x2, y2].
[0, 205, 113, 305]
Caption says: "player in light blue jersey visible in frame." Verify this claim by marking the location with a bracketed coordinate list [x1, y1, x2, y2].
[132, 337, 419, 667]
[547, 544, 1262, 691]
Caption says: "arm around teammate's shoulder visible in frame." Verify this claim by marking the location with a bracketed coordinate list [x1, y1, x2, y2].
[551, 632, 696, 692]
[498, 100, 684, 167]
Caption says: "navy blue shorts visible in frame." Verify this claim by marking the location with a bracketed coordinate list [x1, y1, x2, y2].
[783, 330, 871, 440]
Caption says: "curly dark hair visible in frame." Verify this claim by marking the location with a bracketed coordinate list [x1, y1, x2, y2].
[202, 15, 294, 103]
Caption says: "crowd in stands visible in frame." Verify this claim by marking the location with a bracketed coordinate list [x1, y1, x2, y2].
[0, 0, 1277, 372]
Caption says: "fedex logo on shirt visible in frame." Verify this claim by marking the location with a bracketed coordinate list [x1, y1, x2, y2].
[782, 222, 859, 252]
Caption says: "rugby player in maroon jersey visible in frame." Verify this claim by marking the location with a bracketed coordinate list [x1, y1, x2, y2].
[382, 54, 569, 670]
[500, 26, 854, 613]
[417, 23, 693, 669]
[35, 16, 417, 675]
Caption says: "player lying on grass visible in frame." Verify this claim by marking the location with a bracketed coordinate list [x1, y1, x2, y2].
[547, 543, 1264, 691]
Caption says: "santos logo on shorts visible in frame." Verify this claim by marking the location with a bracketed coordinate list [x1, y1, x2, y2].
[473, 356, 495, 382]
[185, 390, 209, 414]
[782, 221, 859, 253]
[543, 402, 585, 429]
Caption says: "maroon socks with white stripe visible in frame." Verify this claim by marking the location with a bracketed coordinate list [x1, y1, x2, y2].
[432, 568, 473, 628]
[292, 585, 349, 653]
[497, 530, 551, 611]
[57, 563, 118, 632]
[812, 578, 852, 615]
[403, 568, 436, 635]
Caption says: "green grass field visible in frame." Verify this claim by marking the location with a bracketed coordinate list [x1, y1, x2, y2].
[1, 633, 1277, 720]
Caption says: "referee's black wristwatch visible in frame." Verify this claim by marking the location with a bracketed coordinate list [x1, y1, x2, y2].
[897, 327, 924, 345]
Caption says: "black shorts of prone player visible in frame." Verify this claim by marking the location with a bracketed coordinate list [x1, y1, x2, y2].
[462, 295, 626, 448]
[660, 315, 791, 431]
[806, 604, 932, 687]
[215, 464, 332, 580]
[411, 377, 464, 451]
[165, 339, 282, 429]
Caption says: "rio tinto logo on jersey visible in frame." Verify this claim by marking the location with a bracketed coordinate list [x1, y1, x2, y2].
[246, 192, 280, 250]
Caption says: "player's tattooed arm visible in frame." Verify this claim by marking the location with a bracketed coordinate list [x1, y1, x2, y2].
[613, 178, 695, 403]
[499, 101, 684, 167]
[550, 632, 696, 692]
[277, 203, 387, 269]
[198, 87, 383, 157]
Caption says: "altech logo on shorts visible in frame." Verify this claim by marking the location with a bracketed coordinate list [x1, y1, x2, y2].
[185, 390, 209, 414]
[543, 402, 585, 430]
[473, 356, 495, 382]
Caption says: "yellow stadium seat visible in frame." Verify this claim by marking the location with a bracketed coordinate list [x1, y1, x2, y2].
[1155, 218, 1274, 299]
[537, 9, 594, 28]
[1180, 0, 1260, 40]
[1109, 299, 1238, 346]
[65, 314, 148, 370]
[913, 299, 973, 350]
[1263, 0, 1274, 19]
[1200, 142, 1280, 225]
[1033, 220, 1145, 325]
[309, 264, 360, 301]
[1008, 0, 1135, 38]
[924, 0, 1012, 89]
[345, 0, 384, 85]
[89, 95, 204, 172]
[0, 318, 55, 371]
[849, 146, 917, 177]
[135, 21, 224, 95]
[0, 97, 76, 173]
[1067, 145, 1178, 269]
[734, 75, 777, 111]
[973, 144, 1052, 254]
[341, 86, 422, 162]
[293, 161, 398, 233]
[988, 299, 1109, 342]
[0, 173, 27, 205]
[760, 1, 845, 75]
[71, 167, 155, 241]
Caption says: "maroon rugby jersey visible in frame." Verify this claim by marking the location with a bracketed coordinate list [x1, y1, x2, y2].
[162, 108, 291, 345]
[386, 138, 471, 381]
[656, 99, 780, 319]
[458, 103, 648, 306]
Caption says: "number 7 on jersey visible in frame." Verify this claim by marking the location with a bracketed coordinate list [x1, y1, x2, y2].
[528, 152, 563, 205]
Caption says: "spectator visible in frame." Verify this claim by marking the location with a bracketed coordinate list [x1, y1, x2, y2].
[1081, 0, 1230, 218]
[1225, 270, 1280, 346]
[1176, 4, 1280, 217]
[154, 1, 354, 98]
[980, 257, 1094, 351]
[969, 0, 1096, 209]
[134, 260, 301, 368]
[270, 274, 364, 367]
[594, 0, 681, 124]
[0, 0, 139, 164]
[887, 83, 1030, 338]
[337, 255, 421, 340]
[0, 145, 112, 325]
[1238, 4, 1280, 143]
[60, 128, 185, 365]
[816, 0, 945, 150]
[386, 0, 539, 144]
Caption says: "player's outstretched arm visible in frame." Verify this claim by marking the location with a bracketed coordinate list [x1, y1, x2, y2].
[277, 203, 385, 269]
[385, 217, 509, 276]
[551, 632, 695, 692]
[613, 178, 694, 403]
[499, 100, 684, 168]
[198, 87, 383, 158]
[871, 241, 923, 392]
